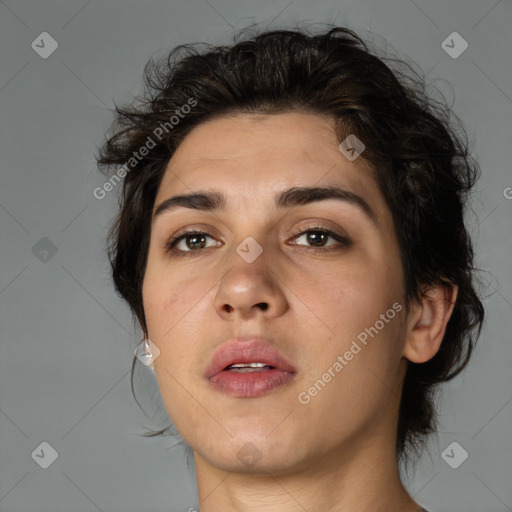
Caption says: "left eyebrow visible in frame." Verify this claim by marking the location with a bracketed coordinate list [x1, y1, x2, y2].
[153, 185, 377, 224]
[276, 186, 377, 223]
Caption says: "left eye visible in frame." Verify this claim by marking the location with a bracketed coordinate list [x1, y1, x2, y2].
[291, 228, 348, 248]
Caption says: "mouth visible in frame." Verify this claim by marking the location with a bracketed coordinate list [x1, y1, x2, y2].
[224, 362, 276, 372]
[205, 339, 297, 398]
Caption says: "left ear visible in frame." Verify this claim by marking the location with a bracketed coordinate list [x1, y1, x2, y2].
[402, 282, 458, 363]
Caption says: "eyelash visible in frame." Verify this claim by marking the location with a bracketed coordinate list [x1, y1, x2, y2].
[165, 225, 351, 257]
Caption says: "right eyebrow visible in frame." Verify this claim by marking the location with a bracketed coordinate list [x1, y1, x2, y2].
[154, 191, 225, 217]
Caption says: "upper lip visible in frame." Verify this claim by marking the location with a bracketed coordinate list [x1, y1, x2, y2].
[205, 338, 297, 378]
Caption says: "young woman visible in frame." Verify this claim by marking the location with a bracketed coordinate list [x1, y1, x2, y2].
[97, 26, 484, 512]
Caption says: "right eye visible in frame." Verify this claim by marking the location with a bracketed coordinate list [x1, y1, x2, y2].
[166, 230, 222, 255]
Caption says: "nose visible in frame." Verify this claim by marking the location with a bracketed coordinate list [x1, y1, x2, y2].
[212, 253, 289, 321]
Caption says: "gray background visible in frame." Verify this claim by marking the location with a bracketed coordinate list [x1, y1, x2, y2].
[0, 0, 511, 511]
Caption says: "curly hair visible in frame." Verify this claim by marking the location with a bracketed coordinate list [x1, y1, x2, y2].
[96, 25, 485, 464]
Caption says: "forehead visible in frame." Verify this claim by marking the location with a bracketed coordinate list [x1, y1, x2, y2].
[156, 112, 388, 222]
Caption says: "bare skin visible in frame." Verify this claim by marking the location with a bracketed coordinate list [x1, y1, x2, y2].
[142, 112, 457, 512]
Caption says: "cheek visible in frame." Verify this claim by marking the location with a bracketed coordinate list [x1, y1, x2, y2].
[298, 314, 406, 443]
[142, 251, 200, 328]
[142, 276, 177, 332]
[315, 252, 403, 330]
[142, 273, 200, 428]
[303, 252, 406, 400]
[141, 261, 216, 373]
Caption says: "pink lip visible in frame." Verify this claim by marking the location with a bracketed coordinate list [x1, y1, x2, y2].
[205, 338, 297, 398]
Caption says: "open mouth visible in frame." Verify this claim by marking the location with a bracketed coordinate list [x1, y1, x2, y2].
[205, 338, 297, 397]
[224, 362, 276, 373]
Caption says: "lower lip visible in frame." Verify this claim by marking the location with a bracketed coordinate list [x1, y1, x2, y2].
[209, 369, 296, 397]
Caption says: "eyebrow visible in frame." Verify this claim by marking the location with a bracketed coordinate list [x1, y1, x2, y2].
[153, 186, 377, 223]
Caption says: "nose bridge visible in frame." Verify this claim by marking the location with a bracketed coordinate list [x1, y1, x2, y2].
[225, 202, 271, 265]
[235, 233, 266, 265]
[225, 233, 270, 289]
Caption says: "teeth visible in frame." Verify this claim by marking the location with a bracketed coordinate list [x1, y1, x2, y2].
[231, 368, 266, 373]
[229, 362, 268, 368]
[226, 362, 274, 372]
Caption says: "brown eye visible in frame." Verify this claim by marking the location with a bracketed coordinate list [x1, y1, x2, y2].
[304, 231, 329, 246]
[166, 230, 220, 254]
[291, 227, 351, 249]
[183, 233, 208, 250]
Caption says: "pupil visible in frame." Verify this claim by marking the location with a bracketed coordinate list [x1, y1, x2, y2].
[187, 234, 206, 249]
[308, 231, 326, 246]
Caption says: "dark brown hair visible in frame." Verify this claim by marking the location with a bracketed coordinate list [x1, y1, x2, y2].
[96, 26, 485, 464]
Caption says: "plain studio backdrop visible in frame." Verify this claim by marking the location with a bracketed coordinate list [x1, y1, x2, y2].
[0, 1, 511, 511]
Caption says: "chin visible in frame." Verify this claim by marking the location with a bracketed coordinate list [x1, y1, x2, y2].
[193, 429, 303, 472]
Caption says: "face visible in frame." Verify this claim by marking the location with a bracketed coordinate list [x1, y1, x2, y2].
[142, 112, 408, 475]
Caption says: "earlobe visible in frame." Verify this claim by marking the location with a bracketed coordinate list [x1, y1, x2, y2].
[402, 283, 458, 364]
